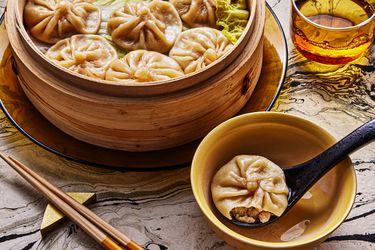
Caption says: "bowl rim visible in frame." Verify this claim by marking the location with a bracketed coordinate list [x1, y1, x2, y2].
[191, 112, 357, 248]
[12, 0, 260, 95]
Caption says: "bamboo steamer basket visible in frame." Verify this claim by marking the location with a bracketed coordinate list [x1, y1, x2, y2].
[11, 0, 259, 97]
[6, 0, 266, 152]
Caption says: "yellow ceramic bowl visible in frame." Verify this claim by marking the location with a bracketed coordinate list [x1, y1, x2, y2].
[191, 112, 356, 250]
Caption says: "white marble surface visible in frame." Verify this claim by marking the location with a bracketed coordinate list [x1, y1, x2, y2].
[0, 0, 374, 249]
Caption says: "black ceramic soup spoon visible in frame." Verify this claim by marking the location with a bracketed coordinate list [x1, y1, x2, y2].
[232, 119, 375, 228]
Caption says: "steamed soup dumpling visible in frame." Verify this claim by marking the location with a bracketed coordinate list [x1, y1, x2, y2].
[211, 155, 289, 224]
[108, 0, 182, 54]
[171, 0, 217, 28]
[169, 27, 233, 74]
[46, 35, 118, 79]
[24, 0, 101, 44]
[106, 50, 184, 82]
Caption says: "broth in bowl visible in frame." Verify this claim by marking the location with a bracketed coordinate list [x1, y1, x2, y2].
[191, 112, 356, 249]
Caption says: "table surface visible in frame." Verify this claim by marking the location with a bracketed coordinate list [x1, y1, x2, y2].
[0, 1, 374, 249]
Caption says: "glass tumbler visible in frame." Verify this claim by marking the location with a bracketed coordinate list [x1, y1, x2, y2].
[291, 0, 375, 64]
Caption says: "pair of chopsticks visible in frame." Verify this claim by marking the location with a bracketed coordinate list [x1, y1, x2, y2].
[0, 153, 144, 250]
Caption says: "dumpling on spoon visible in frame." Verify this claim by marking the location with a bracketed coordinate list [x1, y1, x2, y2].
[24, 0, 101, 44]
[107, 0, 182, 54]
[105, 50, 184, 83]
[211, 155, 289, 224]
[169, 27, 233, 74]
[46, 34, 118, 79]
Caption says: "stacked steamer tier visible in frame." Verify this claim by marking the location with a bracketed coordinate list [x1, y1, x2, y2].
[6, 0, 266, 152]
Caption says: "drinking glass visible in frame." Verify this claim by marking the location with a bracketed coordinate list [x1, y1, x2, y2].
[291, 0, 375, 64]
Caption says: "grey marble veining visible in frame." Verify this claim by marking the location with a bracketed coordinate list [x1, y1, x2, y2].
[0, 0, 374, 249]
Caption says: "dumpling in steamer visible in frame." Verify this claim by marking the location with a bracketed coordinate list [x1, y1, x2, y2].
[170, 0, 217, 28]
[211, 155, 289, 224]
[105, 50, 184, 82]
[107, 0, 182, 54]
[46, 35, 118, 79]
[24, 0, 101, 44]
[169, 27, 233, 74]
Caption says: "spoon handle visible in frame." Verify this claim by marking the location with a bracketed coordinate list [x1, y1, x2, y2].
[287, 119, 375, 203]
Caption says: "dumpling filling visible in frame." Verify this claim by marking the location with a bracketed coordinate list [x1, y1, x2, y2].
[211, 155, 289, 224]
[230, 207, 272, 224]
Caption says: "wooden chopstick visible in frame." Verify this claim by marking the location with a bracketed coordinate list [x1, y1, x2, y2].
[7, 155, 143, 250]
[0, 154, 121, 250]
[0, 153, 144, 250]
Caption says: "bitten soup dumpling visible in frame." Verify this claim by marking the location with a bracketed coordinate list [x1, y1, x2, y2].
[105, 50, 184, 82]
[211, 155, 289, 224]
[107, 0, 182, 54]
[169, 27, 233, 74]
[46, 35, 118, 79]
[24, 0, 101, 44]
[171, 0, 217, 28]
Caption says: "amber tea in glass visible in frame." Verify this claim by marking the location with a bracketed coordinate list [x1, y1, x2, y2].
[291, 0, 375, 64]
